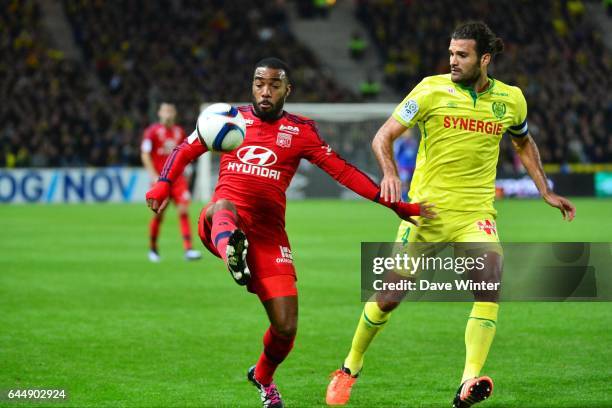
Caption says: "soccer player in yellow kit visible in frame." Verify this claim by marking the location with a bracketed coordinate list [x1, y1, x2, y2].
[326, 22, 576, 407]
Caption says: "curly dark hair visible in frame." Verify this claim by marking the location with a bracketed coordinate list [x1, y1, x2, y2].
[451, 21, 504, 58]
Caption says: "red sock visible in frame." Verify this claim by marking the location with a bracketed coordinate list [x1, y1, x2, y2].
[149, 215, 162, 252]
[179, 213, 192, 250]
[211, 209, 237, 261]
[255, 326, 295, 385]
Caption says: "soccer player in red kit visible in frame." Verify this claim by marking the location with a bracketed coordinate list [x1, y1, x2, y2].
[141, 102, 201, 262]
[146, 58, 434, 408]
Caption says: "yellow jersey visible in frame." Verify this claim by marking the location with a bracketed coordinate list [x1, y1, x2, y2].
[392, 74, 529, 214]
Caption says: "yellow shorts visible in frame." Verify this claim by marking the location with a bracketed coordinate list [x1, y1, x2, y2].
[395, 209, 501, 244]
[390, 210, 503, 279]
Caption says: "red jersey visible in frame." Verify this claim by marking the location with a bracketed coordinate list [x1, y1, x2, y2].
[141, 123, 187, 173]
[156, 106, 420, 238]
[213, 106, 381, 230]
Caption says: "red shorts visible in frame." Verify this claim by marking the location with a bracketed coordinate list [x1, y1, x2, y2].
[250, 275, 297, 302]
[170, 176, 191, 205]
[198, 204, 297, 301]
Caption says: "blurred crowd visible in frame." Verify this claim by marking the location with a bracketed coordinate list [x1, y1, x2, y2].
[356, 0, 612, 167]
[1, 0, 353, 168]
[0, 1, 129, 167]
[64, 0, 353, 102]
[1, 0, 610, 169]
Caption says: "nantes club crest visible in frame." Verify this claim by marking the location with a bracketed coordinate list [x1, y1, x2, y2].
[492, 102, 506, 119]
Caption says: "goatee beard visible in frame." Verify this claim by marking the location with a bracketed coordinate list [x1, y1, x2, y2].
[252, 103, 283, 122]
[457, 67, 481, 88]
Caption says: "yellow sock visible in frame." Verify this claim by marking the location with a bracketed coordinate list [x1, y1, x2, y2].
[462, 302, 499, 383]
[343, 301, 391, 374]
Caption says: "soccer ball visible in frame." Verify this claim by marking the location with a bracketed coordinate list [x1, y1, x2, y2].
[196, 103, 246, 152]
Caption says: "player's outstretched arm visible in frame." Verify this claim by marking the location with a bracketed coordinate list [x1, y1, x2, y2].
[385, 199, 436, 225]
[372, 116, 410, 203]
[303, 128, 435, 223]
[145, 136, 207, 214]
[512, 133, 576, 221]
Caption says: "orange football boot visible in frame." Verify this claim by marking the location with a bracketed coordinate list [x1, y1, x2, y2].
[326, 367, 358, 406]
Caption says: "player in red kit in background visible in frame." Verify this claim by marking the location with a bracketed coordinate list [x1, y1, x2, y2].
[141, 102, 202, 262]
[146, 58, 435, 408]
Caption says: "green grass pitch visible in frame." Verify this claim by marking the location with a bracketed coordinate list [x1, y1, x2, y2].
[1, 198, 611, 407]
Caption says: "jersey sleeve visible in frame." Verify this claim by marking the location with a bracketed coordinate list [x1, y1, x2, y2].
[302, 123, 381, 201]
[392, 78, 432, 128]
[159, 132, 207, 183]
[141, 126, 155, 153]
[507, 87, 529, 138]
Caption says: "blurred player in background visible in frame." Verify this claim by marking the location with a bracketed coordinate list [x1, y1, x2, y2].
[141, 102, 201, 262]
[326, 22, 576, 408]
[146, 58, 434, 408]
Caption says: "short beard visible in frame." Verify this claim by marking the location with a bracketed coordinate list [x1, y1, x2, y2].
[456, 63, 482, 87]
[252, 99, 284, 122]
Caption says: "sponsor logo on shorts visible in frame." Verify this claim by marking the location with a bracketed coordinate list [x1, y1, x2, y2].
[477, 219, 497, 235]
[276, 246, 293, 264]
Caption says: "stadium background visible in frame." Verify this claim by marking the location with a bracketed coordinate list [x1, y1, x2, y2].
[1, 0, 611, 407]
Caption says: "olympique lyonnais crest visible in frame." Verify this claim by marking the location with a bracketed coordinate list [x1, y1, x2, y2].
[477, 219, 497, 235]
[276, 132, 292, 148]
[492, 102, 506, 119]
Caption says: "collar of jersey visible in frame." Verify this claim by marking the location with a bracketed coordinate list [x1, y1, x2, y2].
[455, 77, 496, 106]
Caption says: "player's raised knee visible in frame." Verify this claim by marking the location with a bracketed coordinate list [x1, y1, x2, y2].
[206, 199, 238, 220]
[214, 199, 236, 211]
